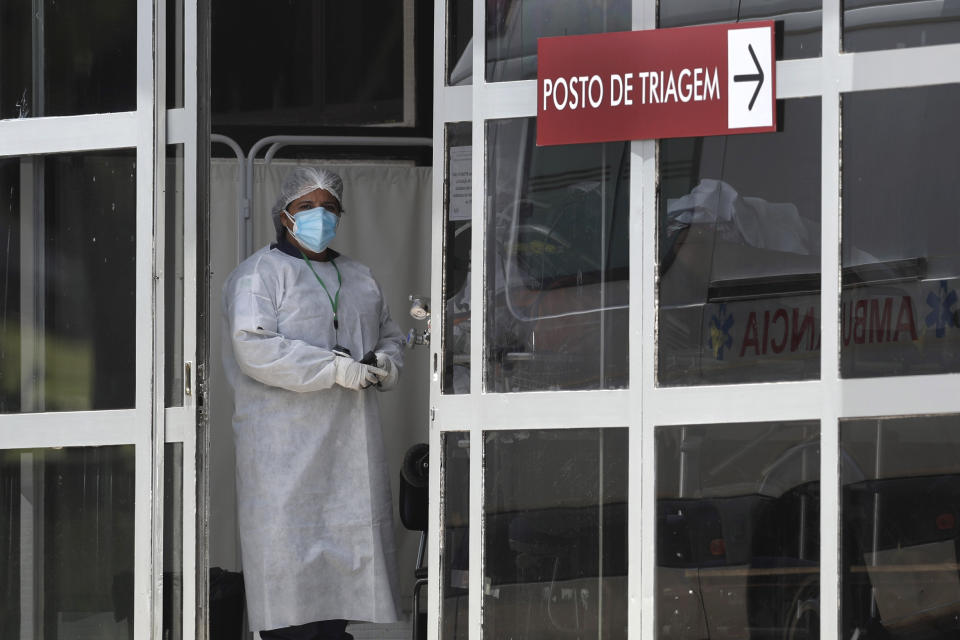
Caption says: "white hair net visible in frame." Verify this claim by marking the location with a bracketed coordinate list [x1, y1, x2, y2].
[271, 167, 344, 239]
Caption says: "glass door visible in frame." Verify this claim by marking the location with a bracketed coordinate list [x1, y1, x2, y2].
[0, 0, 201, 637]
[430, 2, 960, 640]
[430, 2, 634, 639]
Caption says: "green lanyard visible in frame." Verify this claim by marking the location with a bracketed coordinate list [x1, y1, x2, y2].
[299, 249, 343, 331]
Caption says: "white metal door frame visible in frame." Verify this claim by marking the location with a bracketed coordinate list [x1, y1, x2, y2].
[429, 1, 960, 639]
[0, 0, 201, 637]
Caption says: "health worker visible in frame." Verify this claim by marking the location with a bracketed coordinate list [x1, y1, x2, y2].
[222, 167, 405, 640]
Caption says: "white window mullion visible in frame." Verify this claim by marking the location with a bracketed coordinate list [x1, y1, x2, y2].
[134, 0, 162, 638]
[837, 43, 960, 93]
[0, 113, 138, 158]
[181, 1, 200, 636]
[152, 0, 170, 638]
[481, 81, 536, 118]
[647, 381, 823, 426]
[633, 125, 653, 639]
[634, 0, 655, 621]
[440, 85, 472, 123]
[0, 411, 138, 448]
[821, 1, 842, 639]
[469, 0, 486, 637]
[840, 375, 960, 417]
[428, 1, 448, 638]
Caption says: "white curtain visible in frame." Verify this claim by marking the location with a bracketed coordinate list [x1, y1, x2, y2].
[208, 158, 433, 611]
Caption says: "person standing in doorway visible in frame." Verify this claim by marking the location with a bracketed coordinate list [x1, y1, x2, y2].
[222, 167, 404, 640]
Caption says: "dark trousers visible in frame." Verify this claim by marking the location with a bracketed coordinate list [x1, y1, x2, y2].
[260, 619, 351, 640]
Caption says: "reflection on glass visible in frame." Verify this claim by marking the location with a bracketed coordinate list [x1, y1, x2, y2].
[659, 0, 822, 59]
[0, 151, 136, 414]
[658, 98, 821, 386]
[0, 158, 21, 412]
[485, 0, 630, 82]
[0, 445, 135, 638]
[164, 443, 184, 640]
[485, 118, 629, 392]
[841, 415, 960, 639]
[167, 0, 185, 109]
[441, 432, 469, 640]
[166, 145, 185, 407]
[213, 3, 405, 127]
[656, 421, 820, 640]
[443, 124, 472, 395]
[448, 0, 472, 86]
[0, 0, 135, 119]
[841, 85, 960, 378]
[484, 428, 628, 639]
[844, 0, 960, 52]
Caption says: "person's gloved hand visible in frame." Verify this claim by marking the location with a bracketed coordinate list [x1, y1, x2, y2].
[373, 352, 399, 390]
[334, 355, 386, 390]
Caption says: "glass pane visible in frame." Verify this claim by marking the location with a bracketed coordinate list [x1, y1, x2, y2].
[841, 85, 960, 378]
[0, 151, 136, 414]
[485, 0, 630, 83]
[166, 145, 185, 407]
[164, 443, 184, 640]
[658, 98, 821, 386]
[167, 0, 185, 110]
[659, 1, 822, 59]
[447, 0, 472, 86]
[212, 2, 405, 128]
[485, 118, 629, 392]
[841, 415, 960, 639]
[0, 0, 135, 119]
[443, 123, 472, 395]
[484, 428, 628, 639]
[656, 421, 820, 640]
[441, 432, 469, 640]
[0, 158, 21, 412]
[843, 0, 960, 52]
[0, 445, 135, 638]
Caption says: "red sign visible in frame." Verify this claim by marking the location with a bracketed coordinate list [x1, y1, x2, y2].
[537, 22, 776, 146]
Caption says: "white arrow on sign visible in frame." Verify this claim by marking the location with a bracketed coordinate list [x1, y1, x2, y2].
[727, 26, 773, 129]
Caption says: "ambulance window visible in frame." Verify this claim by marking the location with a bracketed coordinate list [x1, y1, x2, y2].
[440, 432, 469, 640]
[485, 0, 631, 83]
[0, 0, 136, 118]
[658, 98, 822, 387]
[443, 123, 472, 395]
[1, 151, 137, 414]
[841, 84, 960, 378]
[447, 0, 472, 86]
[485, 117, 630, 393]
[843, 0, 960, 52]
[658, 0, 821, 59]
[483, 428, 628, 639]
[840, 415, 960, 638]
[656, 420, 820, 640]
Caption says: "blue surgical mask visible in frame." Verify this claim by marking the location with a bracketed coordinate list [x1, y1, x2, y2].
[285, 206, 340, 253]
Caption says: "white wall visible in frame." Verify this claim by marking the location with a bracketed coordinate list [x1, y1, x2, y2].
[208, 158, 433, 612]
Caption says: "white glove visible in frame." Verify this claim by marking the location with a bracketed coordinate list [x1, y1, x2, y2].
[334, 355, 386, 390]
[374, 352, 400, 390]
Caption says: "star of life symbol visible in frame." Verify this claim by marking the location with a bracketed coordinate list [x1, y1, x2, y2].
[708, 304, 735, 360]
[925, 280, 958, 338]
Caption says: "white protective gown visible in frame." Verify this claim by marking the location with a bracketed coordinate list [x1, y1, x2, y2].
[222, 244, 404, 633]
